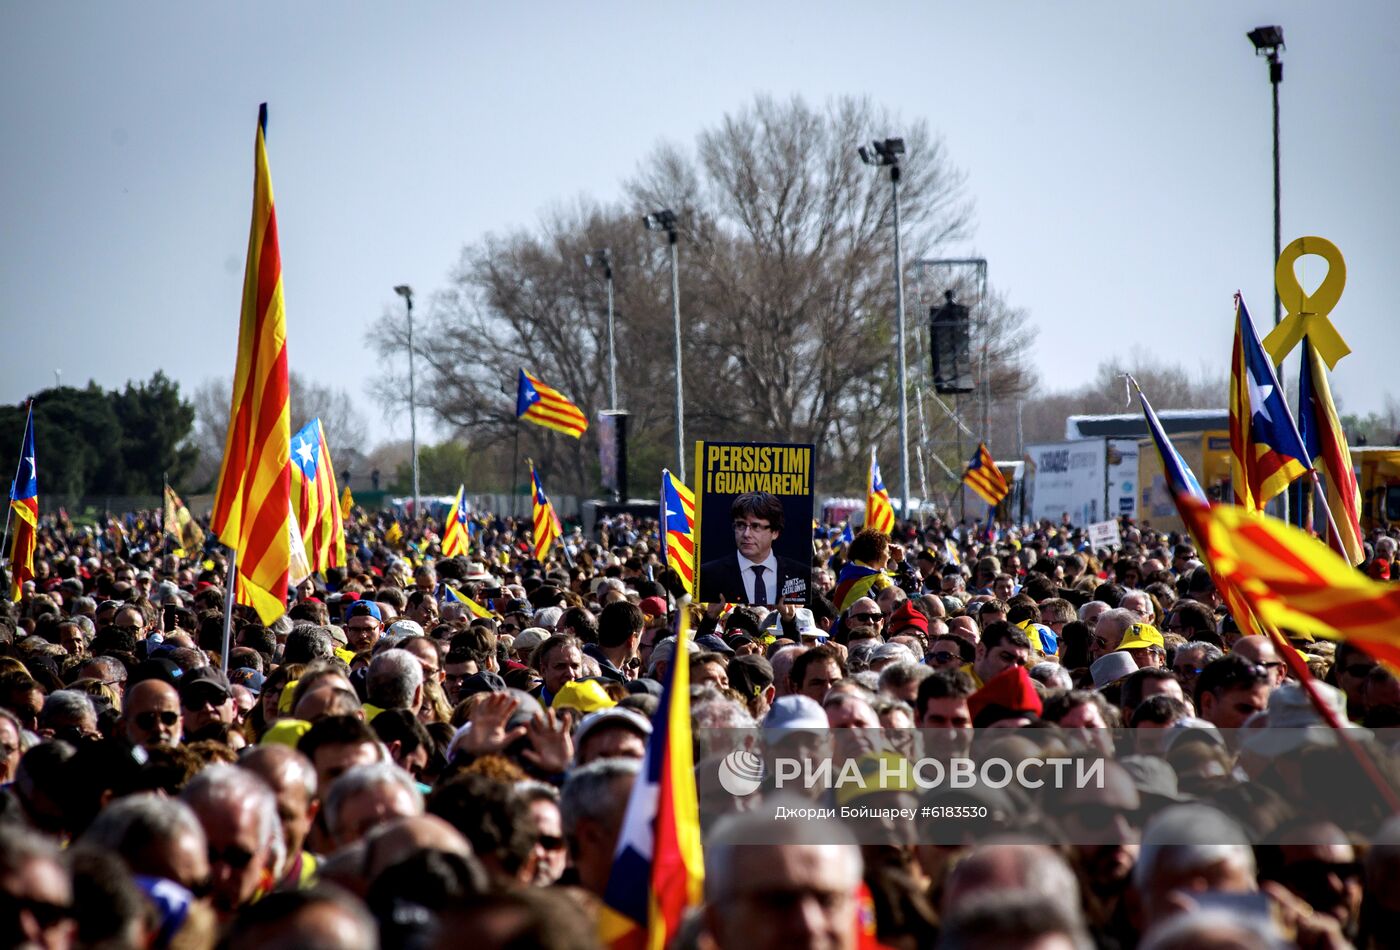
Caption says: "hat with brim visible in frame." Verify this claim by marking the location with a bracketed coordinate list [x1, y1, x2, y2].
[1090, 651, 1138, 690]
[574, 707, 652, 752]
[1240, 682, 1370, 758]
[763, 694, 829, 741]
[551, 679, 617, 715]
[1116, 622, 1165, 652]
[1118, 754, 1192, 807]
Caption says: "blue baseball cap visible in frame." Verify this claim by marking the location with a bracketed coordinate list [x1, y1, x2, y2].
[345, 600, 382, 622]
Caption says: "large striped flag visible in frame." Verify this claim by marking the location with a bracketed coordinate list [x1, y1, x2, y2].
[1298, 339, 1364, 564]
[1137, 383, 1262, 638]
[865, 449, 896, 534]
[290, 418, 346, 574]
[1180, 498, 1400, 669]
[530, 462, 562, 561]
[517, 369, 588, 438]
[660, 469, 696, 597]
[599, 610, 704, 950]
[962, 442, 1009, 506]
[7, 403, 37, 602]
[444, 584, 494, 619]
[1229, 295, 1311, 510]
[210, 104, 292, 624]
[1139, 388, 1207, 506]
[442, 484, 471, 558]
[832, 558, 891, 614]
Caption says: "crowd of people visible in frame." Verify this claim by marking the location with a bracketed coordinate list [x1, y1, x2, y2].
[2, 503, 1400, 949]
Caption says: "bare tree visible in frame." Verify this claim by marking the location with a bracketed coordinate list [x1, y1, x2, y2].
[189, 372, 368, 490]
[369, 94, 1016, 497]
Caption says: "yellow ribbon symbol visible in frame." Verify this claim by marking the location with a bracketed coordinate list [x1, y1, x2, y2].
[1262, 236, 1350, 369]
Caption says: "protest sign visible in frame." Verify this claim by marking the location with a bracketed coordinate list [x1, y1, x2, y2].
[1087, 519, 1123, 550]
[694, 441, 815, 606]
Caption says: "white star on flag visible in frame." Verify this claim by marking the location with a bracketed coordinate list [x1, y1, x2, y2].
[1247, 370, 1274, 423]
[294, 438, 316, 469]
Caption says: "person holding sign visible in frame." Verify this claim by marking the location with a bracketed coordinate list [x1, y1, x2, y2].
[698, 492, 810, 606]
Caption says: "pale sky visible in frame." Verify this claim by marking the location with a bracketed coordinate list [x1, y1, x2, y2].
[3, 2, 1397, 446]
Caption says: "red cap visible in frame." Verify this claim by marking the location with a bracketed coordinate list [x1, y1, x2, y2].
[639, 596, 669, 617]
[968, 666, 1043, 721]
[887, 601, 928, 636]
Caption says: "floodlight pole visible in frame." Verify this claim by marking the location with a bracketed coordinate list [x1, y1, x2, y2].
[645, 211, 686, 483]
[588, 250, 619, 411]
[861, 139, 911, 523]
[890, 164, 911, 523]
[394, 285, 419, 521]
[1247, 26, 1285, 339]
[668, 232, 685, 484]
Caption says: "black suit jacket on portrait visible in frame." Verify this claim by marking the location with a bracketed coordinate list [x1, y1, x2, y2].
[698, 554, 810, 606]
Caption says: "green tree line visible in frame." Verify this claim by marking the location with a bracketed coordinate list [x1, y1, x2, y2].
[0, 371, 197, 501]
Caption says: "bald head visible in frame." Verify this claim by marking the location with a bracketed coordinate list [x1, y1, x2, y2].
[122, 679, 183, 748]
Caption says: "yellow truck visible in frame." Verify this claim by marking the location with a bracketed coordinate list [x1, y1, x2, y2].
[1355, 446, 1400, 533]
[1136, 430, 1232, 533]
[1138, 439, 1400, 535]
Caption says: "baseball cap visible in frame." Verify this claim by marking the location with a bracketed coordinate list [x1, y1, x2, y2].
[1116, 622, 1165, 652]
[128, 658, 184, 688]
[386, 619, 425, 639]
[639, 596, 668, 618]
[574, 707, 652, 753]
[512, 627, 550, 657]
[346, 600, 383, 623]
[227, 668, 266, 695]
[763, 694, 828, 739]
[457, 671, 506, 699]
[178, 668, 231, 706]
[503, 598, 534, 617]
[694, 634, 734, 655]
[551, 679, 617, 715]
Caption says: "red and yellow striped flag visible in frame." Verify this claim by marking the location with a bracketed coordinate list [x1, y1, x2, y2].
[442, 484, 471, 558]
[962, 442, 1009, 506]
[865, 448, 896, 533]
[210, 104, 292, 624]
[1181, 499, 1400, 666]
[660, 469, 696, 596]
[290, 418, 346, 574]
[517, 369, 588, 438]
[530, 461, 562, 561]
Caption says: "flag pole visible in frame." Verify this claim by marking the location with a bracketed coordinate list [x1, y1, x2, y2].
[220, 546, 237, 671]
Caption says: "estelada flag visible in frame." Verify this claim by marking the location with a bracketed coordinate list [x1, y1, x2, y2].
[1298, 338, 1364, 564]
[598, 610, 704, 950]
[290, 418, 346, 573]
[209, 104, 292, 624]
[444, 584, 493, 619]
[660, 470, 696, 597]
[962, 442, 1009, 506]
[1229, 294, 1311, 510]
[517, 369, 588, 438]
[8, 403, 37, 602]
[1137, 384, 1262, 638]
[530, 462, 562, 561]
[865, 449, 896, 534]
[442, 484, 471, 558]
[1181, 498, 1400, 668]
